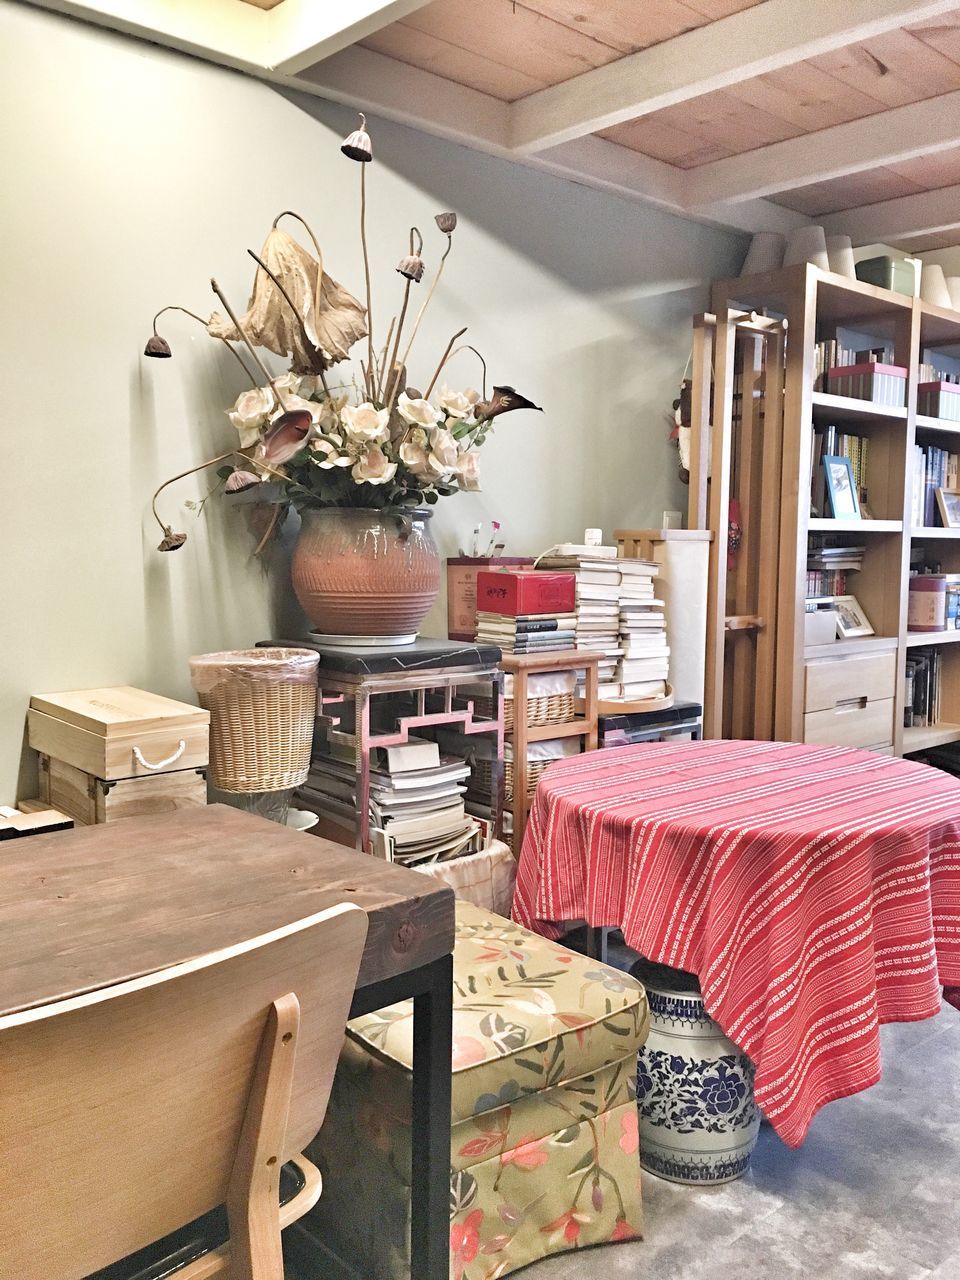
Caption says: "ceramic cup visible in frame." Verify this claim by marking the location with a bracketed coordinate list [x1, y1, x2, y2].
[783, 224, 830, 270]
[826, 234, 856, 279]
[740, 231, 785, 277]
[920, 263, 953, 308]
[947, 277, 960, 312]
[286, 808, 320, 832]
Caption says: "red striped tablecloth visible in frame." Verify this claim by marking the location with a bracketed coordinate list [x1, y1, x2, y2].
[512, 739, 960, 1148]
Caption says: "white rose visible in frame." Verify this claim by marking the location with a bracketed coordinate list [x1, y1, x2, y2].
[311, 438, 353, 470]
[227, 386, 274, 447]
[399, 441, 431, 477]
[341, 401, 391, 443]
[430, 427, 459, 471]
[438, 386, 480, 419]
[398, 392, 440, 428]
[352, 444, 397, 486]
[455, 449, 481, 491]
[272, 372, 302, 398]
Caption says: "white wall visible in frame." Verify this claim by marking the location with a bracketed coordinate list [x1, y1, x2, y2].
[0, 0, 746, 798]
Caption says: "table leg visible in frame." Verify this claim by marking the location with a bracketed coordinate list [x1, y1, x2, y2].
[585, 926, 609, 965]
[411, 952, 453, 1280]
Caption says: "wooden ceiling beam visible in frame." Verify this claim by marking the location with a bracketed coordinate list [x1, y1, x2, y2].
[821, 182, 960, 242]
[267, 0, 435, 75]
[302, 47, 806, 236]
[509, 0, 960, 155]
[685, 89, 960, 206]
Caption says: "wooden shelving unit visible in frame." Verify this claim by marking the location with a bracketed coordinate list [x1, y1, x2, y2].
[499, 650, 599, 852]
[709, 263, 960, 758]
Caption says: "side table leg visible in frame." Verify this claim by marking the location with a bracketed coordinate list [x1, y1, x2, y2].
[585, 926, 609, 965]
[411, 953, 453, 1280]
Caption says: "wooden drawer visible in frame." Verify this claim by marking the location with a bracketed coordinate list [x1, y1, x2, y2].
[803, 698, 895, 749]
[804, 652, 896, 715]
[38, 755, 207, 825]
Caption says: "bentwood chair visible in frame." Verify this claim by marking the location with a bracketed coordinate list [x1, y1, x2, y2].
[0, 902, 367, 1280]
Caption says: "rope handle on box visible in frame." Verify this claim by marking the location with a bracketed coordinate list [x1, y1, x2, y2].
[133, 740, 186, 771]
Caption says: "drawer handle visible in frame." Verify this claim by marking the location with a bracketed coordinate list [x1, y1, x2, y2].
[133, 740, 186, 771]
[835, 696, 867, 713]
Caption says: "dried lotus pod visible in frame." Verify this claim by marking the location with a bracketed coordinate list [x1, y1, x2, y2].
[144, 334, 172, 358]
[341, 112, 373, 162]
[435, 212, 457, 235]
[397, 254, 425, 283]
[157, 527, 187, 552]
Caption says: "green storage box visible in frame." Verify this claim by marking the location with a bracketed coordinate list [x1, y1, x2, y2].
[855, 256, 919, 296]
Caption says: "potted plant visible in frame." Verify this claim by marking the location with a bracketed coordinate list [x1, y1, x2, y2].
[145, 113, 540, 641]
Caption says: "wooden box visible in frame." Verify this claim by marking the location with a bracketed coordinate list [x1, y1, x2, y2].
[28, 686, 209, 782]
[38, 754, 207, 826]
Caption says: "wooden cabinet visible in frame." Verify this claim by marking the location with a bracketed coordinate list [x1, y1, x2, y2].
[803, 649, 897, 749]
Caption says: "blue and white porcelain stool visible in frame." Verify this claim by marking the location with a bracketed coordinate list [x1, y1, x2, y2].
[630, 959, 760, 1185]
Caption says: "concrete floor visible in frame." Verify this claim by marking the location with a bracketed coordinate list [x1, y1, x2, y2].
[524, 1001, 960, 1280]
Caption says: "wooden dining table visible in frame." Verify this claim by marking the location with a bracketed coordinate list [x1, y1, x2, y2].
[0, 804, 455, 1280]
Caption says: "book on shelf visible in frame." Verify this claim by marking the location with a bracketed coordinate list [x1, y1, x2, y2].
[616, 679, 668, 700]
[904, 647, 942, 730]
[809, 422, 870, 514]
[546, 542, 619, 559]
[911, 443, 960, 527]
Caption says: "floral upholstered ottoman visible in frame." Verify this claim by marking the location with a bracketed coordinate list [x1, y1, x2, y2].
[306, 901, 650, 1280]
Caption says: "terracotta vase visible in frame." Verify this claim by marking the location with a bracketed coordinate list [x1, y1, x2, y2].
[291, 507, 441, 639]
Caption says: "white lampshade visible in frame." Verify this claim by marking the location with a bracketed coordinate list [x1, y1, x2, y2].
[826, 234, 856, 279]
[740, 232, 785, 277]
[920, 263, 952, 308]
[783, 225, 829, 270]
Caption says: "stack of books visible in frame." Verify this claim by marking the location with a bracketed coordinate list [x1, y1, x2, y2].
[806, 538, 864, 599]
[297, 733, 479, 864]
[614, 560, 669, 701]
[810, 422, 870, 514]
[535, 545, 622, 686]
[474, 569, 577, 653]
[475, 610, 577, 653]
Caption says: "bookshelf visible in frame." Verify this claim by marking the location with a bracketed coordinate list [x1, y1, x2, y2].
[710, 263, 960, 758]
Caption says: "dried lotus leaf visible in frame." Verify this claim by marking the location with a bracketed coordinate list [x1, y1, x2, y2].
[207, 226, 367, 373]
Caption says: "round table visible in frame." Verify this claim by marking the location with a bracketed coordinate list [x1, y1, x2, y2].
[512, 739, 960, 1146]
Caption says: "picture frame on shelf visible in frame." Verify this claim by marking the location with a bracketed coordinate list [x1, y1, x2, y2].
[823, 455, 861, 520]
[829, 595, 875, 639]
[935, 487, 960, 529]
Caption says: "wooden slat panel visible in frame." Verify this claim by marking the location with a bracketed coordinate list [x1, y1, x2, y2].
[730, 61, 884, 133]
[772, 166, 925, 216]
[812, 28, 960, 106]
[651, 88, 803, 153]
[685, 0, 767, 16]
[516, 0, 725, 54]
[908, 8, 960, 65]
[889, 140, 960, 185]
[396, 0, 622, 87]
[600, 115, 732, 167]
[360, 25, 547, 99]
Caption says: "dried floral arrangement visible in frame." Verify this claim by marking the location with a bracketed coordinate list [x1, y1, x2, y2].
[146, 112, 541, 552]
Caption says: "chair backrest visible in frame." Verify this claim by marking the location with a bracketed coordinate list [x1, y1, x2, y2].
[0, 901, 367, 1280]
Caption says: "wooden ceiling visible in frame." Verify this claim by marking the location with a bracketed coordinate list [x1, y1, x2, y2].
[37, 0, 960, 249]
[361, 0, 767, 101]
[354, 0, 960, 249]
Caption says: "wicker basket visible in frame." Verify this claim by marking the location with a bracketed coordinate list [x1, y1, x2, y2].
[470, 690, 577, 733]
[189, 648, 319, 793]
[473, 756, 553, 803]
